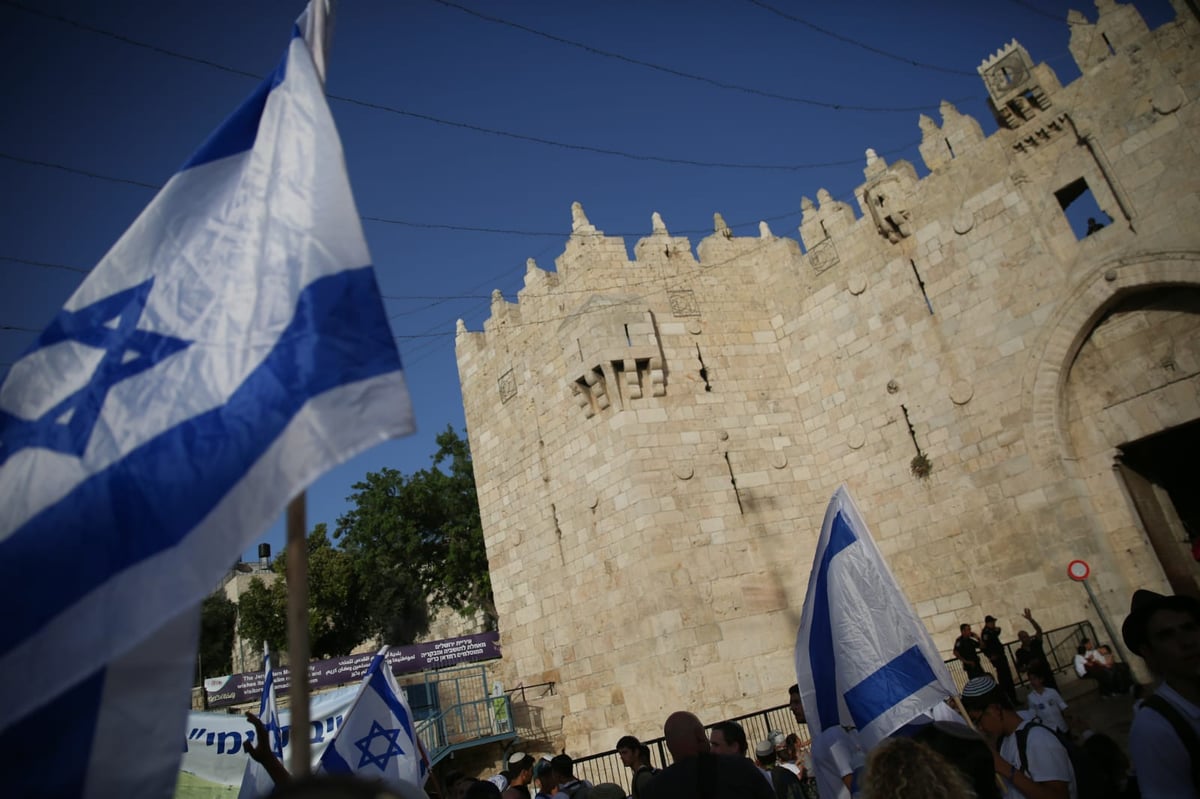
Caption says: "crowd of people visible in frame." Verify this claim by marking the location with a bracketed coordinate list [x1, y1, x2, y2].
[474, 592, 1197, 799]
[256, 589, 1198, 799]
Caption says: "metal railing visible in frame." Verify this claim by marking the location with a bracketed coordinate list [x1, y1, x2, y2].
[403, 662, 517, 767]
[566, 620, 1113, 791]
[572, 704, 810, 793]
[940, 620, 1101, 691]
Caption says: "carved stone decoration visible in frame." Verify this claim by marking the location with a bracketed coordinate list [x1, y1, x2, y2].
[950, 380, 974, 405]
[686, 320, 702, 335]
[769, 451, 788, 469]
[672, 462, 695, 480]
[809, 238, 840, 273]
[953, 209, 974, 235]
[669, 290, 701, 317]
[498, 369, 517, 403]
[848, 275, 867, 295]
[848, 427, 866, 450]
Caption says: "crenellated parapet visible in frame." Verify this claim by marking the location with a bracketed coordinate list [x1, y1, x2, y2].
[632, 212, 697, 265]
[1069, 0, 1150, 72]
[919, 101, 986, 172]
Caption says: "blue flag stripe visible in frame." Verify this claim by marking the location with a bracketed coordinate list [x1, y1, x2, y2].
[807, 511, 857, 730]
[179, 30, 292, 172]
[0, 266, 401, 652]
[843, 645, 939, 730]
[370, 668, 416, 742]
[0, 666, 105, 797]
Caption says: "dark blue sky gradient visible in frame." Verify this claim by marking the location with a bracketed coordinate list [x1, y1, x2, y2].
[0, 0, 1176, 558]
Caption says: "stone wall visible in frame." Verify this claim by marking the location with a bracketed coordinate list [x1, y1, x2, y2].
[455, 1, 1200, 754]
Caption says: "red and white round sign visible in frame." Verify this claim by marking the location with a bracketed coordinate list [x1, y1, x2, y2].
[1067, 559, 1090, 581]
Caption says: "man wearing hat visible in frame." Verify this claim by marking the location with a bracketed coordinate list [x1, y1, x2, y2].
[1123, 589, 1200, 797]
[959, 674, 1076, 798]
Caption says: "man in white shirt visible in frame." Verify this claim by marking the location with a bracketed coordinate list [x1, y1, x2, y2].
[1024, 668, 1070, 734]
[788, 684, 861, 799]
[961, 675, 1076, 799]
[1122, 589, 1200, 797]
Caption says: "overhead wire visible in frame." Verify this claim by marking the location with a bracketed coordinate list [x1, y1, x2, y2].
[740, 0, 977, 76]
[425, 0, 974, 113]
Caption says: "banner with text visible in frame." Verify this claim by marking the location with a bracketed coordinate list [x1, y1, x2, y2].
[204, 631, 501, 708]
[183, 685, 357, 787]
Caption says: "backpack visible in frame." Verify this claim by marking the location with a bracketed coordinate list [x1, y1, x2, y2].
[1014, 721, 1118, 799]
[770, 765, 806, 799]
[561, 780, 591, 799]
[1142, 694, 1200, 793]
[631, 765, 658, 799]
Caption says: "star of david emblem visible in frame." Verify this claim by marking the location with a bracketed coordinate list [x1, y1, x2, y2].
[354, 720, 406, 771]
[0, 278, 191, 467]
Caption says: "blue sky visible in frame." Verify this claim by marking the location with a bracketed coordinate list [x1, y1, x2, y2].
[0, 0, 1175, 559]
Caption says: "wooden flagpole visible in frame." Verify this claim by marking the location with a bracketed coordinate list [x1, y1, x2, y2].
[285, 494, 311, 776]
[284, 0, 333, 778]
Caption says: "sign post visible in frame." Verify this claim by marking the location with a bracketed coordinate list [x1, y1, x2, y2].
[1067, 559, 1134, 666]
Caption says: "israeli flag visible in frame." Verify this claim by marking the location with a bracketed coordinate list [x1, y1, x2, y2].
[795, 486, 957, 749]
[318, 648, 428, 791]
[0, 2, 413, 796]
[238, 644, 284, 799]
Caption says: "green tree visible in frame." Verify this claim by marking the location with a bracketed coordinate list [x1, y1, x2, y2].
[197, 593, 238, 680]
[336, 426, 496, 643]
[237, 574, 286, 656]
[236, 524, 374, 659]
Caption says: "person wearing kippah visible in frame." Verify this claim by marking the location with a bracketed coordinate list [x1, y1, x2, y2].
[1123, 589, 1200, 798]
[959, 674, 1077, 798]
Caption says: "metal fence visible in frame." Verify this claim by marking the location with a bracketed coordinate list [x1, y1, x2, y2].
[569, 620, 1111, 792]
[939, 620, 1100, 692]
[572, 704, 809, 793]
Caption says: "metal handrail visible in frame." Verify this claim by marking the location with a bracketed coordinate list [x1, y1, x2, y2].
[940, 620, 1101, 691]
[418, 693, 516, 767]
[571, 704, 810, 793]
[566, 620, 1112, 791]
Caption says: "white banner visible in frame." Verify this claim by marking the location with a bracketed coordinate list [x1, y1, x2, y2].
[182, 686, 357, 787]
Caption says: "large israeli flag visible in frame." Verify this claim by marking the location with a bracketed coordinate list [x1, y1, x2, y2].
[318, 648, 428, 792]
[0, 2, 413, 796]
[238, 645, 284, 799]
[795, 486, 957, 749]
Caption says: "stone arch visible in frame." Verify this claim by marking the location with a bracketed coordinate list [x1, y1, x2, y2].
[1025, 250, 1200, 471]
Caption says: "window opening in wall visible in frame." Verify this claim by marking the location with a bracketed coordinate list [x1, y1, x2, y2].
[1101, 32, 1116, 56]
[944, 137, 955, 159]
[624, 323, 632, 346]
[1054, 177, 1113, 240]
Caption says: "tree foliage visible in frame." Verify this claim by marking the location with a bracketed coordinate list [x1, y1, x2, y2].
[336, 426, 496, 642]
[198, 592, 238, 679]
[236, 524, 373, 659]
[234, 427, 494, 659]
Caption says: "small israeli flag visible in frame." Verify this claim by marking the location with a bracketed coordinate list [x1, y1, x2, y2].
[795, 485, 957, 749]
[0, 2, 413, 796]
[318, 648, 428, 791]
[238, 644, 284, 799]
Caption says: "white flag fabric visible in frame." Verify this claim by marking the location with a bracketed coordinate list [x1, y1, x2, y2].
[0, 1, 414, 795]
[794, 485, 957, 749]
[318, 648, 428, 792]
[238, 645, 284, 799]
